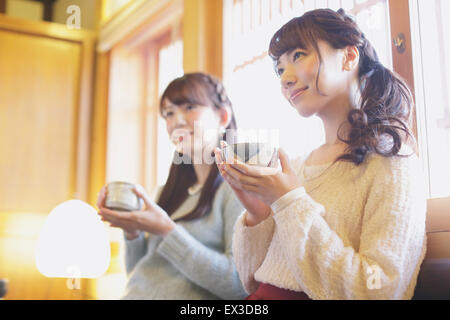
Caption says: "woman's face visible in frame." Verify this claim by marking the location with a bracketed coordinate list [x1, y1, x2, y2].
[276, 40, 351, 118]
[162, 99, 223, 161]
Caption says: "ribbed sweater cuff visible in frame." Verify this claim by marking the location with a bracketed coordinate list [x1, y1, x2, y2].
[235, 211, 274, 234]
[273, 191, 325, 226]
[271, 187, 306, 213]
[124, 231, 146, 246]
[157, 224, 194, 264]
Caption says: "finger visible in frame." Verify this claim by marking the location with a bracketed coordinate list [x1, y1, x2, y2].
[99, 207, 131, 220]
[99, 215, 110, 223]
[223, 164, 260, 187]
[133, 187, 153, 209]
[220, 150, 237, 165]
[219, 140, 233, 163]
[229, 160, 268, 177]
[109, 222, 135, 235]
[222, 169, 244, 190]
[116, 220, 137, 232]
[214, 147, 224, 165]
[222, 169, 262, 196]
[96, 185, 108, 209]
[215, 151, 227, 178]
[101, 214, 119, 226]
[220, 140, 229, 148]
[278, 148, 294, 174]
[105, 214, 137, 230]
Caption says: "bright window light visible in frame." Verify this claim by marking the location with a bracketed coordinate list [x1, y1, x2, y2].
[411, 0, 450, 198]
[156, 40, 183, 186]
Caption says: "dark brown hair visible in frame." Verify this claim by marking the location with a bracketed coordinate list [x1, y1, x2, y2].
[157, 73, 237, 221]
[269, 8, 416, 165]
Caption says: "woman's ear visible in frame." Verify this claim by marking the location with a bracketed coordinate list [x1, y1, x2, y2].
[343, 46, 360, 71]
[218, 106, 232, 128]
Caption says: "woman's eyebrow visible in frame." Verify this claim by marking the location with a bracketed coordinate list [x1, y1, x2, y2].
[161, 105, 175, 114]
[163, 103, 177, 110]
[276, 48, 297, 67]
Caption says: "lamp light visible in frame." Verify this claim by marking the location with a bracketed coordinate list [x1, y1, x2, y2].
[35, 200, 110, 280]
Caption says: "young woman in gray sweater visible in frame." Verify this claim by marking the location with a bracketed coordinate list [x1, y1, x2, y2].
[97, 73, 247, 300]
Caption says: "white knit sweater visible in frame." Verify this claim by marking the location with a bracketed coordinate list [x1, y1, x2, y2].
[232, 146, 427, 300]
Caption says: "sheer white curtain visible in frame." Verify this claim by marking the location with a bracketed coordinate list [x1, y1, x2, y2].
[411, 0, 450, 198]
[156, 40, 184, 186]
[223, 0, 392, 159]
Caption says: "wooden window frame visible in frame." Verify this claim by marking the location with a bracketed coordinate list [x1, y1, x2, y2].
[388, 0, 418, 140]
[0, 0, 6, 14]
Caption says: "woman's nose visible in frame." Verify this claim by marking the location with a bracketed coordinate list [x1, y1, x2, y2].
[173, 111, 187, 126]
[281, 69, 297, 89]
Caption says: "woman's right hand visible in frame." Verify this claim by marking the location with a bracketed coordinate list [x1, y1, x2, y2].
[214, 145, 271, 227]
[96, 185, 141, 240]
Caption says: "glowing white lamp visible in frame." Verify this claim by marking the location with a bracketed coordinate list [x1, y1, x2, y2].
[35, 200, 110, 279]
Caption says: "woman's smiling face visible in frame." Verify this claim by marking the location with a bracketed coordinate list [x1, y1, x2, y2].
[162, 99, 223, 159]
[276, 40, 351, 118]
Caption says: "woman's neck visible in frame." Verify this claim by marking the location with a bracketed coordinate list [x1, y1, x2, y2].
[318, 86, 359, 145]
[191, 136, 221, 185]
[193, 163, 212, 185]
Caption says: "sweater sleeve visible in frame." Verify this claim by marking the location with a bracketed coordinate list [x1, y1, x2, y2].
[156, 185, 248, 300]
[273, 155, 427, 299]
[231, 155, 304, 294]
[124, 232, 148, 275]
[232, 211, 275, 294]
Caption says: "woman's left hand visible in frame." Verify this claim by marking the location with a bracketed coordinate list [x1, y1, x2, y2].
[98, 187, 176, 237]
[220, 148, 303, 206]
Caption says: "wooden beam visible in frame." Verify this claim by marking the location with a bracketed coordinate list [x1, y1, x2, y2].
[183, 0, 223, 79]
[30, 0, 56, 21]
[88, 51, 110, 207]
[42, 0, 55, 22]
[388, 0, 418, 142]
[0, 0, 6, 14]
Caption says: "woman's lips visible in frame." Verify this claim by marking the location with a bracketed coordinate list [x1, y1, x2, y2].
[290, 86, 308, 101]
[171, 130, 192, 145]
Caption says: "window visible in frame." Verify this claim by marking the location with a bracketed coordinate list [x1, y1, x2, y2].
[156, 40, 184, 186]
[223, 0, 392, 159]
[106, 28, 183, 194]
[411, 0, 450, 198]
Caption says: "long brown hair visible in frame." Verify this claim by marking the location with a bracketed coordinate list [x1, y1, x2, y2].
[269, 8, 415, 165]
[157, 73, 237, 221]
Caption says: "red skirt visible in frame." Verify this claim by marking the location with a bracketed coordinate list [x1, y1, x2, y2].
[245, 283, 311, 300]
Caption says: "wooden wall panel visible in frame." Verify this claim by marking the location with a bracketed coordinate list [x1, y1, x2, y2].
[0, 29, 80, 213]
[0, 14, 96, 211]
[0, 15, 97, 300]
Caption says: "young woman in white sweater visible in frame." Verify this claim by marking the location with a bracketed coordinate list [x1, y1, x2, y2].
[215, 9, 427, 300]
[97, 73, 247, 299]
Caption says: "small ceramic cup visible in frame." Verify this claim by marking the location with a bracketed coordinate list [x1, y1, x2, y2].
[221, 142, 279, 175]
[104, 181, 143, 211]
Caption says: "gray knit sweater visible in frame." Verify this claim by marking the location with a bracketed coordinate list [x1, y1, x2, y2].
[121, 182, 247, 300]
